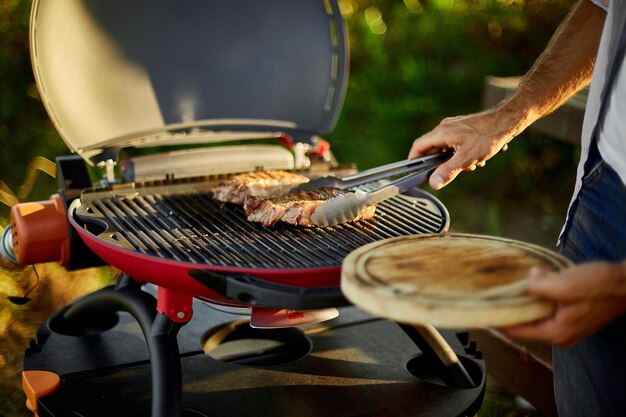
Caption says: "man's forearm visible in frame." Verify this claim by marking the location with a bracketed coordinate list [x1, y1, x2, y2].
[497, 0, 606, 135]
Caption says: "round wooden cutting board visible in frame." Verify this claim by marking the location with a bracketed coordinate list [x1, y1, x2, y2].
[341, 233, 573, 328]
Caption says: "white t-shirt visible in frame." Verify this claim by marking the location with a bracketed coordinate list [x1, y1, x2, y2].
[560, 0, 625, 242]
[598, 50, 626, 184]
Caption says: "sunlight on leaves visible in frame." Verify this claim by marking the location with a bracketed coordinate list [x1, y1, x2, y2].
[364, 6, 387, 35]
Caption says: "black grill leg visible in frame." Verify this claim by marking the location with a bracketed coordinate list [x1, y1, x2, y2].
[400, 323, 476, 389]
[61, 276, 184, 417]
[149, 313, 183, 417]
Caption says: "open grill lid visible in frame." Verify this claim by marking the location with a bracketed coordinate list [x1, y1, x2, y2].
[30, 0, 348, 164]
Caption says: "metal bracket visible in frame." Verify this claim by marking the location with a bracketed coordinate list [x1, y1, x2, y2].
[189, 269, 349, 310]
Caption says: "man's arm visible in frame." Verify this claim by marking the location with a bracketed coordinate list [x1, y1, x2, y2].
[501, 0, 605, 131]
[409, 0, 606, 190]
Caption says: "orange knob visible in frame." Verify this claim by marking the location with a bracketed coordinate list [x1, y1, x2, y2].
[10, 194, 70, 266]
[22, 370, 61, 414]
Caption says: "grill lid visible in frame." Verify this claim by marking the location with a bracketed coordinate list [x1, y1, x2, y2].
[30, 0, 348, 164]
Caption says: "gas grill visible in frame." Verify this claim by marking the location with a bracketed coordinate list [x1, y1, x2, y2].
[7, 1, 486, 416]
[69, 178, 448, 309]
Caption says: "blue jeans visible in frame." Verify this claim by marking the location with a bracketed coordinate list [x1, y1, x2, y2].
[555, 144, 626, 417]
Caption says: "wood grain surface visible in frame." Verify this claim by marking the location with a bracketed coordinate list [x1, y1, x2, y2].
[341, 233, 572, 328]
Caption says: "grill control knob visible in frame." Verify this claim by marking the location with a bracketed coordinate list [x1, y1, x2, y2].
[10, 194, 70, 266]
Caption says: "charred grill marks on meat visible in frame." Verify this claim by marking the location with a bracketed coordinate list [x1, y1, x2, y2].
[212, 170, 309, 205]
[244, 188, 377, 227]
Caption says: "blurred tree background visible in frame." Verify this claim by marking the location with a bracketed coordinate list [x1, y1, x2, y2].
[329, 0, 579, 245]
[0, 0, 67, 211]
[331, 0, 573, 166]
[1, 0, 579, 416]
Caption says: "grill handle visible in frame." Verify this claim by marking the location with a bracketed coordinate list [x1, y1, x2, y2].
[189, 270, 350, 310]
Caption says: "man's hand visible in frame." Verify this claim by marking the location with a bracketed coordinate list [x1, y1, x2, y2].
[500, 262, 626, 347]
[408, 109, 518, 190]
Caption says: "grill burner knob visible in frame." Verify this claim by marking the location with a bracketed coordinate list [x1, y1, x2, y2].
[10, 194, 70, 266]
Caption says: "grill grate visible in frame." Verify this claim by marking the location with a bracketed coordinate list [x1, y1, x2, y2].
[82, 184, 446, 269]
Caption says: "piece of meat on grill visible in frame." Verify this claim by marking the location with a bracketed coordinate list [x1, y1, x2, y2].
[244, 187, 377, 227]
[212, 170, 309, 205]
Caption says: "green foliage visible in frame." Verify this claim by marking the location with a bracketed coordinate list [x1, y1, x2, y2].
[329, 0, 573, 169]
[0, 0, 66, 219]
[323, 0, 580, 247]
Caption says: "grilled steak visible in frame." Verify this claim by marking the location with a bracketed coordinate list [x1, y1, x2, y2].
[244, 187, 377, 227]
[212, 170, 309, 204]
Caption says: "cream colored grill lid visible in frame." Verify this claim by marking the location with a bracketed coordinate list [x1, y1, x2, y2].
[30, 0, 348, 164]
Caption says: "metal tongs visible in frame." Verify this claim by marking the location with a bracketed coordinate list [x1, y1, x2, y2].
[291, 150, 453, 192]
[309, 151, 452, 227]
